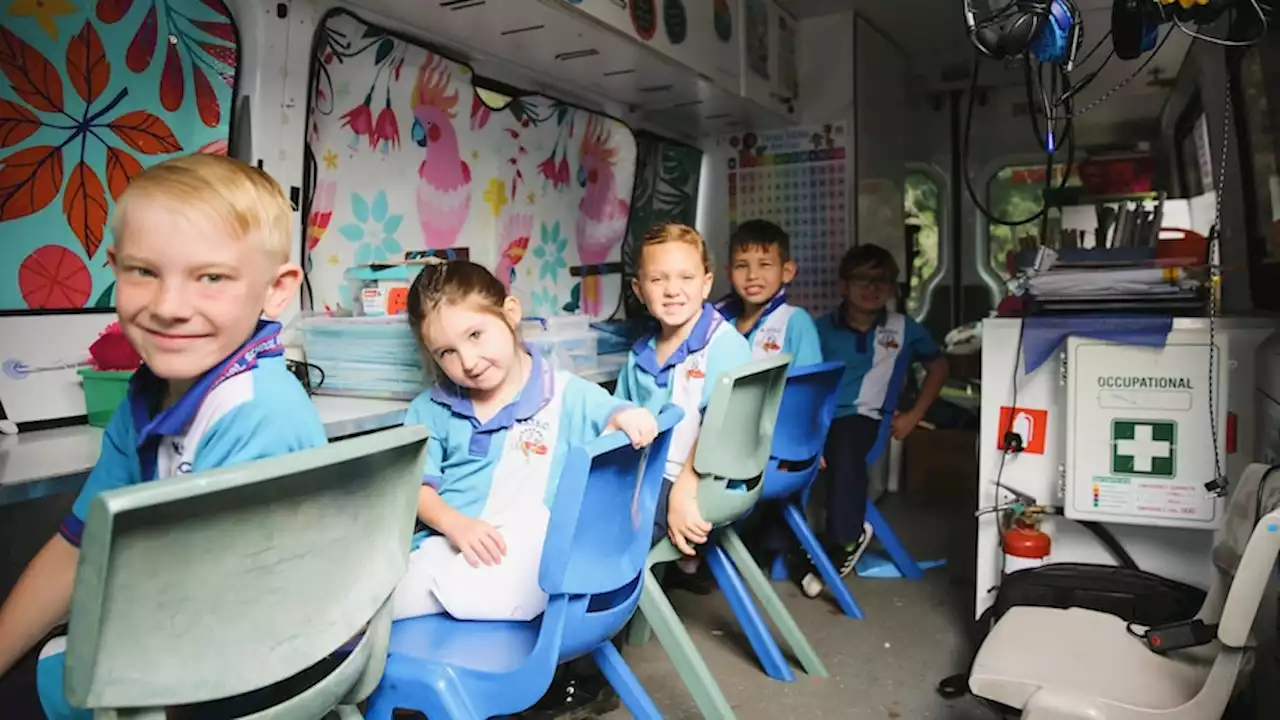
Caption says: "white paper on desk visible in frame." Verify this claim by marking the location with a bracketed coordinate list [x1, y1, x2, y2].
[0, 314, 116, 424]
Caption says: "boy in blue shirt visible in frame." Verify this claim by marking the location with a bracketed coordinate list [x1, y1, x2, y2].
[796, 244, 947, 598]
[714, 219, 823, 366]
[0, 154, 326, 719]
[615, 223, 753, 594]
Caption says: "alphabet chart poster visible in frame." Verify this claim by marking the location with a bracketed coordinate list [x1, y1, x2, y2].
[726, 123, 850, 314]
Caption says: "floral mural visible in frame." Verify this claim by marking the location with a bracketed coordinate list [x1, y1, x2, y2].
[0, 0, 238, 310]
[305, 10, 637, 319]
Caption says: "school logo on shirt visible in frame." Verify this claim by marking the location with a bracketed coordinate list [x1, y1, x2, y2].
[759, 329, 782, 353]
[516, 426, 549, 458]
[876, 327, 900, 350]
[685, 355, 705, 380]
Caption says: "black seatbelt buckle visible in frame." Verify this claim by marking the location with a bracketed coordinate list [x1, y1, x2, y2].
[1138, 619, 1217, 654]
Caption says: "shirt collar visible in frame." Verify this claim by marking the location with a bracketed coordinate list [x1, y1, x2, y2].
[830, 302, 888, 332]
[129, 320, 285, 448]
[632, 303, 722, 388]
[714, 287, 788, 338]
[429, 347, 554, 430]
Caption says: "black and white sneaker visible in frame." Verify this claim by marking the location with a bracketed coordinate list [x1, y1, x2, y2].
[794, 522, 874, 599]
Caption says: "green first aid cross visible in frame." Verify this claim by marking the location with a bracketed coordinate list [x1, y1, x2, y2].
[1111, 420, 1177, 477]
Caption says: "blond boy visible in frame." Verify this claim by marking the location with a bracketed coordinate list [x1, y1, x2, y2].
[0, 155, 325, 719]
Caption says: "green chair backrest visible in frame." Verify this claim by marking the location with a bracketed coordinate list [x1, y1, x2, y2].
[693, 354, 790, 526]
[65, 426, 429, 713]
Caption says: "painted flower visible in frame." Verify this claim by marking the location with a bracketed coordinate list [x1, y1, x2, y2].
[532, 221, 569, 282]
[483, 178, 508, 217]
[538, 153, 573, 190]
[337, 190, 404, 265]
[340, 97, 375, 150]
[531, 287, 558, 316]
[373, 105, 400, 153]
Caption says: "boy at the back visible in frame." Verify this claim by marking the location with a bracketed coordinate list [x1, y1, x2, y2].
[714, 220, 822, 366]
[0, 154, 327, 718]
[797, 244, 947, 598]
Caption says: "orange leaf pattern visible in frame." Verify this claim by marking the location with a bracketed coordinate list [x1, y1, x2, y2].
[0, 146, 64, 222]
[63, 162, 110, 258]
[0, 28, 65, 114]
[104, 147, 144, 200]
[0, 100, 40, 148]
[67, 21, 111, 105]
[0, 1, 238, 309]
[109, 110, 184, 155]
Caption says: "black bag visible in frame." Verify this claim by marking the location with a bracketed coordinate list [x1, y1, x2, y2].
[937, 561, 1206, 701]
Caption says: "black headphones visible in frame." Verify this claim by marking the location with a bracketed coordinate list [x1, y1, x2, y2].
[1112, 0, 1164, 60]
[965, 0, 1081, 66]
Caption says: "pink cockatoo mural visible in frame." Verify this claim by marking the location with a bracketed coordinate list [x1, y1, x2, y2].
[411, 54, 472, 250]
[303, 11, 638, 315]
[574, 115, 631, 316]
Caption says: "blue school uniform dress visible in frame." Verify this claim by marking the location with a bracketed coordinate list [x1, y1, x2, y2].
[37, 321, 327, 720]
[714, 288, 822, 366]
[613, 304, 751, 510]
[391, 350, 628, 623]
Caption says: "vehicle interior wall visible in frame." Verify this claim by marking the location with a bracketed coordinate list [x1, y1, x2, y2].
[1157, 23, 1254, 313]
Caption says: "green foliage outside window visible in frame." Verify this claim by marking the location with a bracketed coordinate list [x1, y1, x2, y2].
[904, 172, 940, 315]
[986, 165, 1080, 278]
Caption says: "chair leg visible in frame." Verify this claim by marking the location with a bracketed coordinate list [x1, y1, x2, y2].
[782, 503, 863, 619]
[636, 569, 737, 720]
[626, 563, 663, 646]
[769, 553, 789, 581]
[704, 542, 795, 682]
[719, 528, 829, 679]
[864, 501, 923, 580]
[593, 641, 663, 720]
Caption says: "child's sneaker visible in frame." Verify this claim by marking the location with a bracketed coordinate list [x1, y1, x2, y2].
[792, 522, 874, 599]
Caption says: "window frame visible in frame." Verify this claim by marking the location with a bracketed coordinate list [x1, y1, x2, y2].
[904, 163, 949, 322]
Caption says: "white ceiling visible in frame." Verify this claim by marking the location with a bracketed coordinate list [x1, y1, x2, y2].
[779, 0, 1191, 132]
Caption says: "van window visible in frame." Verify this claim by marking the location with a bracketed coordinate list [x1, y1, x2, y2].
[0, 1, 240, 311]
[984, 163, 1080, 279]
[904, 168, 944, 318]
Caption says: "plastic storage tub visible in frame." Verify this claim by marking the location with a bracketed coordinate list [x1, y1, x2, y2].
[78, 368, 133, 427]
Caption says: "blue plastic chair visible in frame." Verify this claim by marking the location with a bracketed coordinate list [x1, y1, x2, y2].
[764, 369, 924, 590]
[749, 361, 867, 618]
[365, 405, 684, 720]
[860, 413, 924, 581]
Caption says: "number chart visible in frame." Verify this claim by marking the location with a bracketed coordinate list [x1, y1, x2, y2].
[726, 122, 850, 315]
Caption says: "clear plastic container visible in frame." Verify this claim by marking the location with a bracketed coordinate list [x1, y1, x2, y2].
[297, 314, 426, 399]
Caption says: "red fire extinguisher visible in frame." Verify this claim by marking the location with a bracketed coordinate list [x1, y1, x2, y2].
[1002, 522, 1051, 574]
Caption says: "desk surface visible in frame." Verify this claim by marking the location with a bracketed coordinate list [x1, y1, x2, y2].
[0, 395, 410, 506]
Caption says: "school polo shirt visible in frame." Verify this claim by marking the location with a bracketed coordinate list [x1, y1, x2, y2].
[714, 288, 823, 366]
[59, 321, 328, 547]
[815, 305, 941, 420]
[613, 304, 752, 479]
[405, 351, 628, 522]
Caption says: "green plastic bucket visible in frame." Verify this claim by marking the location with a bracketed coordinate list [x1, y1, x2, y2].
[78, 368, 133, 427]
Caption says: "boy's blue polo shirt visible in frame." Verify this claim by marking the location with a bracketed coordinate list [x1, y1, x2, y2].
[714, 288, 823, 366]
[59, 320, 328, 547]
[815, 305, 941, 420]
[404, 350, 628, 521]
[613, 303, 753, 413]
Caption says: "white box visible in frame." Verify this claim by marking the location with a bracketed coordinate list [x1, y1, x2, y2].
[1065, 338, 1227, 530]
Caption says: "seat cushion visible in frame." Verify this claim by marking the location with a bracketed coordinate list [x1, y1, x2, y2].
[970, 606, 1218, 711]
[388, 614, 541, 674]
